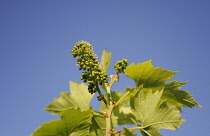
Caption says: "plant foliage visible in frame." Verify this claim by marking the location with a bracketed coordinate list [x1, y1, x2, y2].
[32, 108, 93, 136]
[31, 41, 201, 136]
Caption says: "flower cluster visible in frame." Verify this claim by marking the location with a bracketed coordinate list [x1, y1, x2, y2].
[71, 41, 108, 94]
[114, 59, 128, 74]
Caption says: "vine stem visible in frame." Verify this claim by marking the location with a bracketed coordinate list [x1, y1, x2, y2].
[105, 86, 112, 136]
[105, 74, 120, 136]
[95, 81, 113, 136]
[96, 83, 107, 105]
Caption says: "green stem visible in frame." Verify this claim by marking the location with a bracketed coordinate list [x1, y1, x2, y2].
[95, 83, 108, 106]
[105, 74, 121, 136]
[105, 85, 113, 136]
[106, 109, 112, 136]
[95, 83, 103, 96]
[109, 75, 118, 88]
[105, 87, 131, 136]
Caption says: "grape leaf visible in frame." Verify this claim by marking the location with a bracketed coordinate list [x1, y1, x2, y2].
[99, 49, 112, 72]
[43, 81, 94, 115]
[124, 59, 201, 110]
[89, 115, 106, 136]
[99, 49, 112, 91]
[124, 59, 178, 88]
[31, 108, 93, 136]
[112, 106, 136, 126]
[100, 90, 136, 126]
[110, 90, 137, 126]
[130, 88, 185, 136]
[122, 127, 137, 136]
[144, 80, 202, 110]
[162, 81, 202, 110]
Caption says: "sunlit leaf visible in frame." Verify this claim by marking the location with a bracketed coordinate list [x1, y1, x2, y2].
[89, 115, 106, 136]
[124, 59, 201, 110]
[144, 80, 202, 110]
[162, 81, 202, 110]
[31, 108, 93, 136]
[99, 49, 112, 72]
[124, 59, 178, 88]
[130, 88, 185, 136]
[43, 81, 94, 115]
[100, 90, 136, 126]
[99, 49, 112, 91]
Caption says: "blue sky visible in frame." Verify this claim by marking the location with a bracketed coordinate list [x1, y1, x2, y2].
[0, 1, 209, 135]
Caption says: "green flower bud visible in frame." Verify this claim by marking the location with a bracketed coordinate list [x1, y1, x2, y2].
[114, 59, 128, 74]
[72, 41, 109, 94]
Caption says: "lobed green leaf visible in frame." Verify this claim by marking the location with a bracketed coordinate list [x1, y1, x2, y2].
[163, 81, 202, 109]
[143, 80, 202, 110]
[124, 59, 201, 110]
[89, 115, 106, 136]
[124, 59, 178, 88]
[43, 81, 94, 115]
[130, 88, 185, 136]
[100, 90, 137, 126]
[31, 108, 93, 136]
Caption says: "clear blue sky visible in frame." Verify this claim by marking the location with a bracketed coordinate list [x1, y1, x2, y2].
[0, 1, 209, 135]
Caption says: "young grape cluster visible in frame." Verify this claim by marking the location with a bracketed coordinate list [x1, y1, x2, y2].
[71, 41, 108, 94]
[114, 59, 128, 74]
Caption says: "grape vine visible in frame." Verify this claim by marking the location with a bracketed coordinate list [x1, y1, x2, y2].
[31, 41, 201, 136]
